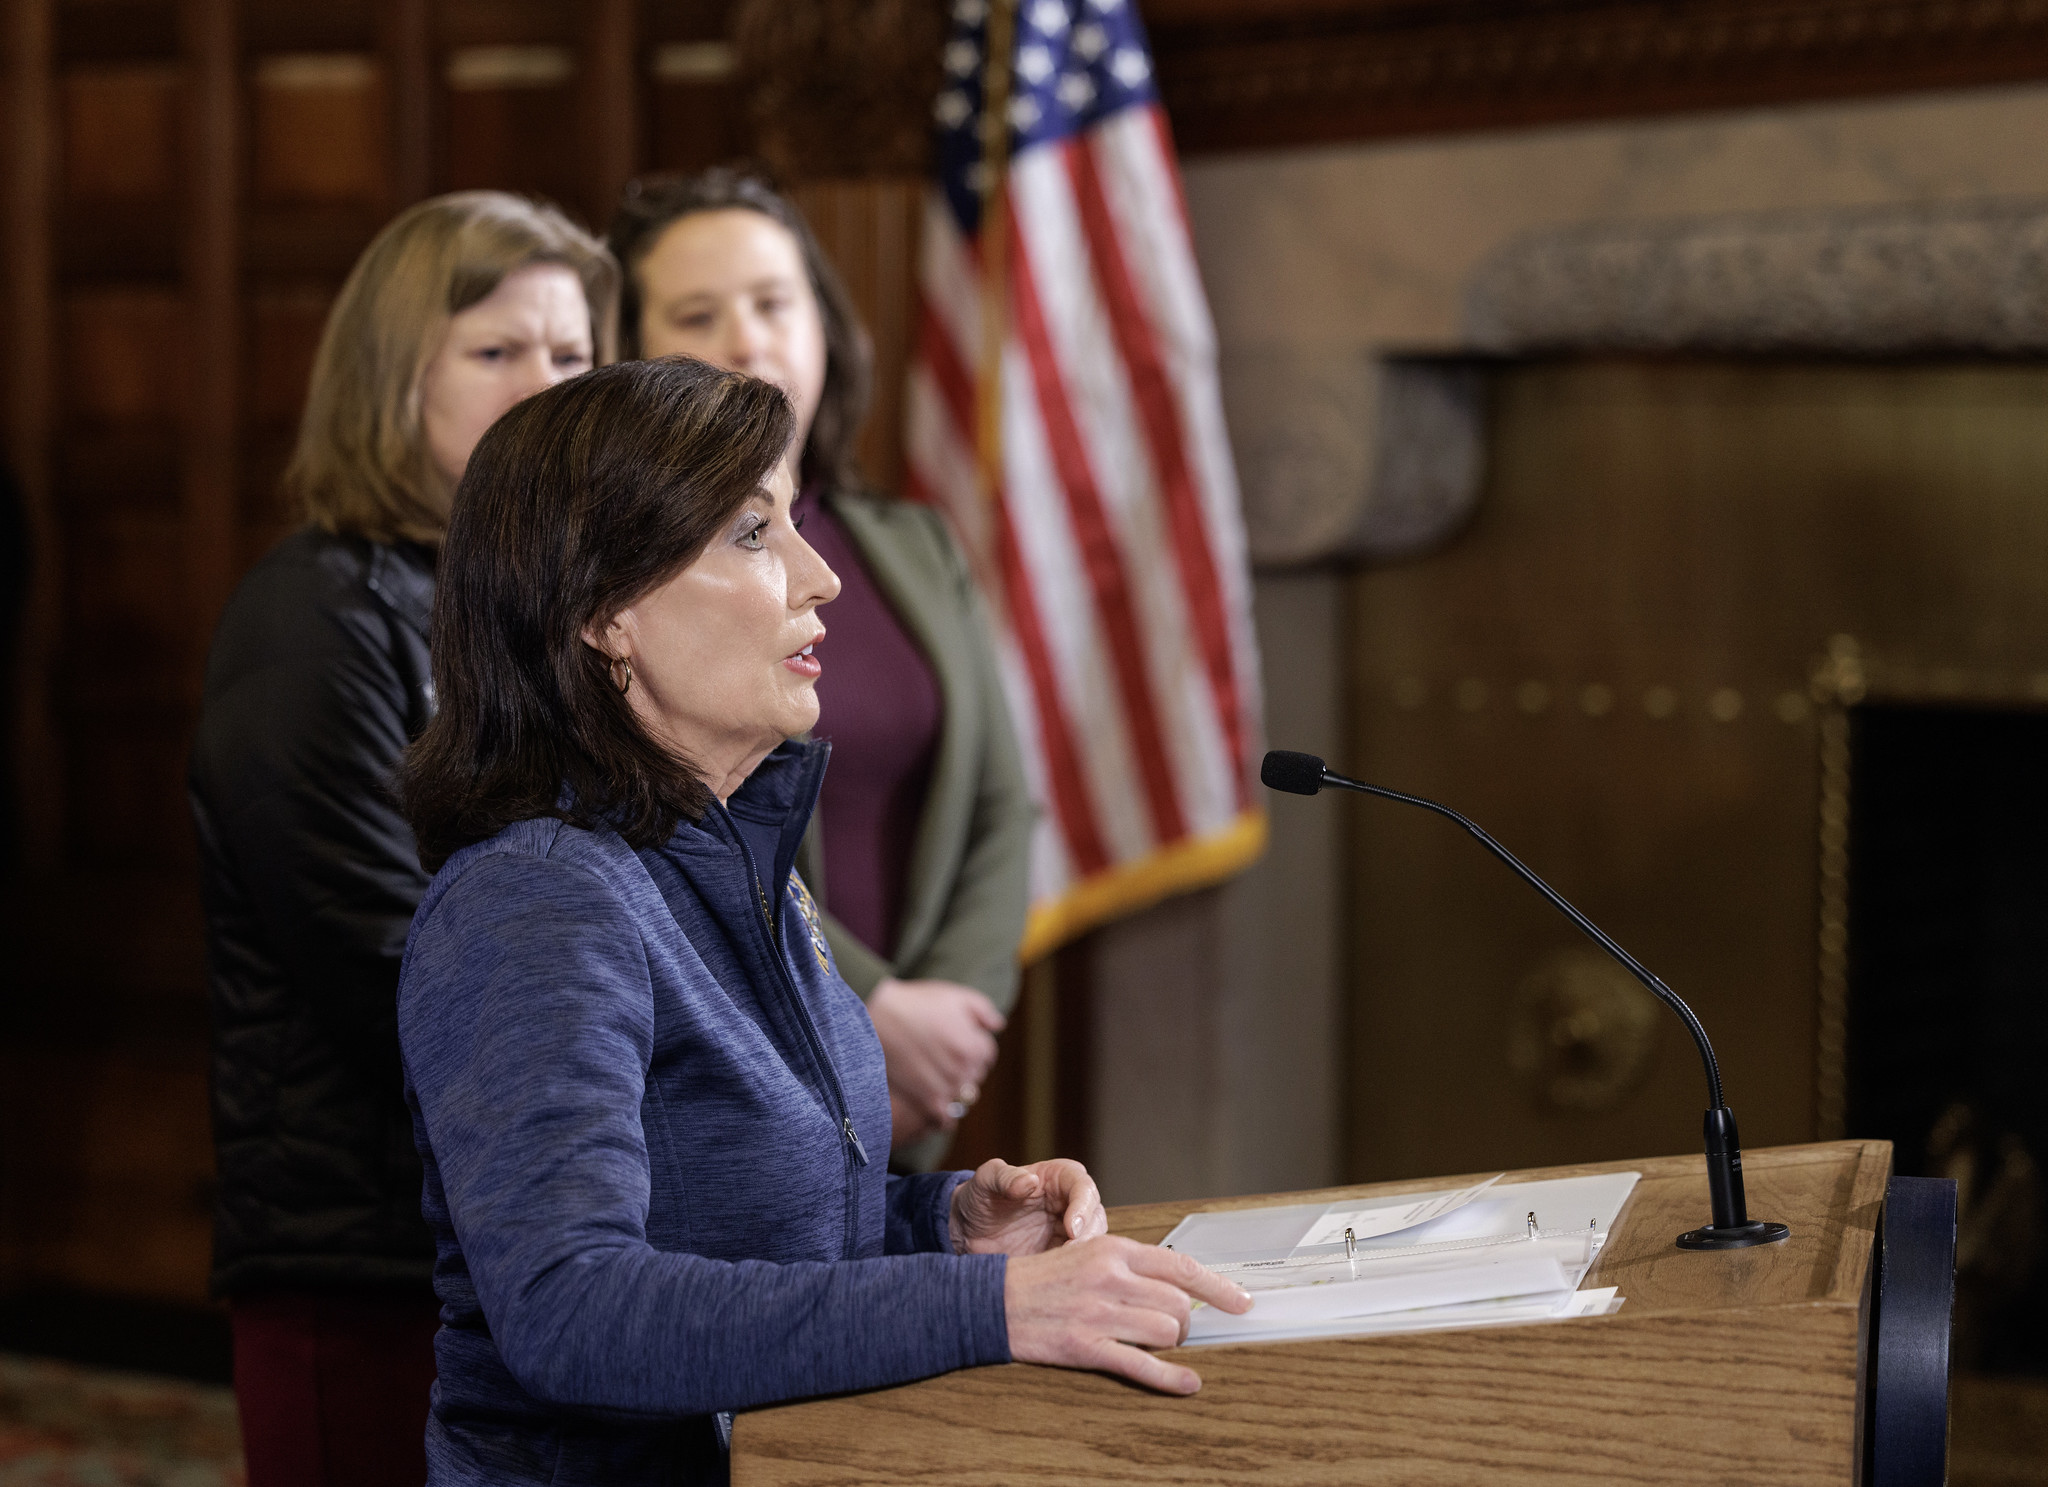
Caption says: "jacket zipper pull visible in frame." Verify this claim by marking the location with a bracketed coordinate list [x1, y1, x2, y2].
[841, 1116, 870, 1167]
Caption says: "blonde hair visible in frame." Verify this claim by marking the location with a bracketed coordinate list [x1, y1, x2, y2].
[287, 192, 621, 544]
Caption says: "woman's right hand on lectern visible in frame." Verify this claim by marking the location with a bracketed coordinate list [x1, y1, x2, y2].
[1004, 1237, 1253, 1394]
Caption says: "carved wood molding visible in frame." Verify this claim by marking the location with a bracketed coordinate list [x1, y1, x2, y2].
[1150, 0, 2048, 154]
[729, 0, 945, 182]
[724, 0, 2048, 177]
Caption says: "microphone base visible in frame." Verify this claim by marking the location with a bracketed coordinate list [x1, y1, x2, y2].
[1675, 1220, 1791, 1250]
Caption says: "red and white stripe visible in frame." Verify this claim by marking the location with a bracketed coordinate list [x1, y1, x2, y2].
[906, 104, 1264, 949]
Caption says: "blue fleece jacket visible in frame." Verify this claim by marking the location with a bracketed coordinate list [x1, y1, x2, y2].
[398, 741, 1011, 1485]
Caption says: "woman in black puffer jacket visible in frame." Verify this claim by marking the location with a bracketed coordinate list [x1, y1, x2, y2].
[187, 192, 616, 1487]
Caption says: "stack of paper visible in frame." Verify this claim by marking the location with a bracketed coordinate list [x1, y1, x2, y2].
[1161, 1172, 1638, 1346]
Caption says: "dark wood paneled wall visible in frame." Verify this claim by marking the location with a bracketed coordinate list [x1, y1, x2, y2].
[0, 0, 778, 1306]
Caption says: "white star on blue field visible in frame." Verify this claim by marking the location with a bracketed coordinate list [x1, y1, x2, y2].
[932, 0, 1159, 234]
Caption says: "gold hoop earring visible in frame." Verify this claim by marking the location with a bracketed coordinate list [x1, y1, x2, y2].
[610, 656, 633, 695]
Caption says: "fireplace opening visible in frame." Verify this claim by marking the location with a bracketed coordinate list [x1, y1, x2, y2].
[1847, 703, 2048, 1376]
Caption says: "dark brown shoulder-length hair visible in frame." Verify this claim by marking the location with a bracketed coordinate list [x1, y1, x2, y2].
[400, 356, 795, 872]
[606, 169, 872, 494]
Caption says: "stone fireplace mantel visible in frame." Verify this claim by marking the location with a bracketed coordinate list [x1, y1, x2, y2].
[1231, 196, 2048, 568]
[1468, 197, 2048, 355]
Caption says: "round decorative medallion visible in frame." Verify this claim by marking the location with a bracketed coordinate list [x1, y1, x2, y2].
[1507, 948, 1663, 1112]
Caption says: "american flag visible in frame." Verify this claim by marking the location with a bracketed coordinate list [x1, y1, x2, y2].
[905, 0, 1266, 961]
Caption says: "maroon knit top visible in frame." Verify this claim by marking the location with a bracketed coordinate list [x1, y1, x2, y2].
[797, 486, 943, 960]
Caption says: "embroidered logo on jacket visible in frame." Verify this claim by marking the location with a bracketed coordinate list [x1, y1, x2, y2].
[787, 874, 833, 975]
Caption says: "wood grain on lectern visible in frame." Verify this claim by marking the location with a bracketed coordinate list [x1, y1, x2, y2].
[731, 1141, 1891, 1486]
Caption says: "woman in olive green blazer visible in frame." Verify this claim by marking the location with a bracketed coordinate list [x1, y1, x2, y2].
[609, 170, 1032, 1162]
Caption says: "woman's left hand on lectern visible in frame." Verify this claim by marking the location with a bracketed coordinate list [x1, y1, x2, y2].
[950, 1158, 1107, 1255]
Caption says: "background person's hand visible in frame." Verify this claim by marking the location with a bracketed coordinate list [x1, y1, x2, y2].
[866, 977, 1005, 1145]
[950, 1158, 1105, 1256]
[1004, 1236, 1253, 1395]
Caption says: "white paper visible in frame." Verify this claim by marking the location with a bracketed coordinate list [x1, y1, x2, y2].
[1361, 1172, 1641, 1252]
[1161, 1171, 1642, 1347]
[1159, 1172, 1639, 1268]
[1297, 1174, 1503, 1247]
[1568, 1286, 1624, 1317]
[1194, 1247, 1570, 1335]
[1183, 1284, 1626, 1348]
[1158, 1201, 1332, 1264]
[1228, 1232, 1594, 1294]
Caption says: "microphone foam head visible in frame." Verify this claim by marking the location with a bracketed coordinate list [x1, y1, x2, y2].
[1261, 750, 1327, 796]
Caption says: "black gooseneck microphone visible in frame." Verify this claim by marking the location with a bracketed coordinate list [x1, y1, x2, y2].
[1262, 749, 1789, 1252]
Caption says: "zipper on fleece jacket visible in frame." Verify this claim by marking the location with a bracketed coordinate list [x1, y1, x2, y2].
[720, 805, 869, 1258]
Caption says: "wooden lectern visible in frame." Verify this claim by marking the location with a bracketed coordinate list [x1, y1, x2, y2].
[733, 1141, 1898, 1485]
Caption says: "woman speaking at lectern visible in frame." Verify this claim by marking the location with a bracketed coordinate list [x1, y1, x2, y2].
[395, 357, 1248, 1484]
[607, 171, 1031, 1164]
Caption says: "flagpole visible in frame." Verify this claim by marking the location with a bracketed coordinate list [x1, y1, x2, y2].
[972, 0, 1065, 1149]
[975, 0, 1018, 511]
